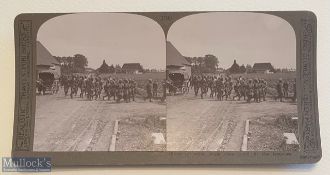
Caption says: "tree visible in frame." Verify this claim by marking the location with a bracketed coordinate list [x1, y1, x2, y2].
[73, 54, 88, 72]
[275, 68, 281, 73]
[204, 54, 219, 72]
[54, 54, 88, 74]
[228, 60, 240, 74]
[239, 64, 246, 73]
[109, 64, 115, 73]
[192, 57, 198, 66]
[97, 60, 110, 73]
[187, 55, 219, 73]
[246, 64, 253, 73]
[197, 57, 204, 67]
[115, 64, 122, 73]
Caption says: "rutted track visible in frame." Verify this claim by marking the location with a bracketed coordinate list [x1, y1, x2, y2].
[33, 91, 166, 151]
[167, 90, 297, 151]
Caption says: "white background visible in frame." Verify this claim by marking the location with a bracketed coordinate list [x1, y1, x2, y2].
[0, 0, 329, 174]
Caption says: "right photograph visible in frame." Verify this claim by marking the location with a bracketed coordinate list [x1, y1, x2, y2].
[166, 12, 298, 151]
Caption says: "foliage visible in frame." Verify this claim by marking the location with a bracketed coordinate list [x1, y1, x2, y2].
[54, 54, 88, 74]
[239, 64, 246, 73]
[185, 54, 219, 74]
[246, 64, 253, 73]
[228, 60, 240, 73]
[204, 54, 219, 72]
[96, 60, 116, 74]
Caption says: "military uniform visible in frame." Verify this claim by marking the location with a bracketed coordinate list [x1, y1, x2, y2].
[103, 80, 110, 100]
[69, 77, 77, 99]
[246, 79, 254, 103]
[283, 81, 289, 98]
[224, 78, 232, 100]
[152, 81, 158, 98]
[292, 79, 296, 102]
[216, 78, 224, 101]
[210, 80, 216, 98]
[276, 80, 284, 102]
[116, 80, 124, 103]
[79, 77, 86, 98]
[161, 80, 166, 102]
[200, 77, 207, 99]
[260, 80, 267, 101]
[36, 78, 45, 95]
[86, 78, 94, 100]
[193, 76, 200, 96]
[252, 79, 260, 102]
[129, 80, 136, 101]
[62, 76, 69, 96]
[146, 79, 153, 102]
[239, 79, 247, 100]
[123, 79, 129, 102]
[109, 80, 116, 101]
[233, 81, 241, 100]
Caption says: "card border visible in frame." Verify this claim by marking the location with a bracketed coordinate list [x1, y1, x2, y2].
[12, 11, 321, 165]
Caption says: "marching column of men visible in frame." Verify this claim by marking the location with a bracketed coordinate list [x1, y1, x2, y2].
[189, 75, 296, 103]
[59, 75, 164, 103]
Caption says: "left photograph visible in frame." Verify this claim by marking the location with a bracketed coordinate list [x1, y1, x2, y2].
[33, 13, 167, 151]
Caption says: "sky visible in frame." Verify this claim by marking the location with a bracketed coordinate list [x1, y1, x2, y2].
[38, 12, 296, 70]
[37, 13, 166, 69]
[167, 12, 296, 69]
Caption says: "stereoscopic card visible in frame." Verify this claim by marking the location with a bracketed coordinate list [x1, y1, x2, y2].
[12, 11, 321, 165]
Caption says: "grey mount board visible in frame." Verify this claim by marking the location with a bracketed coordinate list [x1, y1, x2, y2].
[12, 11, 321, 165]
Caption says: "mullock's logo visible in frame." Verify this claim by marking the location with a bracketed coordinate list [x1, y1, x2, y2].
[2, 157, 51, 172]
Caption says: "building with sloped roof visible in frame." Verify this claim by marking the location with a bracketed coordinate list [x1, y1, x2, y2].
[122, 63, 143, 74]
[36, 41, 61, 79]
[252, 62, 275, 73]
[227, 59, 241, 74]
[166, 41, 191, 79]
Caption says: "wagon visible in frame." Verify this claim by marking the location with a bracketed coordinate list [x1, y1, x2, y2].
[37, 72, 59, 95]
[168, 72, 189, 95]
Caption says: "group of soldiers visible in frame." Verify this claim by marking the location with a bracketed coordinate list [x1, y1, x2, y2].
[188, 75, 296, 103]
[42, 74, 296, 103]
[58, 75, 163, 103]
[276, 78, 297, 102]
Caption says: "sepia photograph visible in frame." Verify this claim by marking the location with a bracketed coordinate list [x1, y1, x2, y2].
[10, 10, 322, 166]
[166, 12, 299, 151]
[33, 13, 167, 151]
[33, 12, 300, 152]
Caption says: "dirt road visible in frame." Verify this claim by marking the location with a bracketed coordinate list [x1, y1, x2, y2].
[167, 90, 297, 151]
[34, 88, 297, 151]
[34, 91, 166, 151]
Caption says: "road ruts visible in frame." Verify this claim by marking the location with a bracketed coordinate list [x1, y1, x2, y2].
[33, 90, 166, 151]
[167, 92, 236, 151]
[167, 90, 297, 151]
